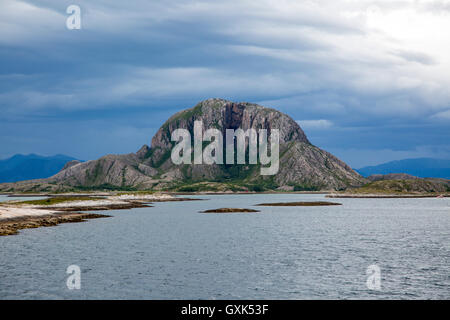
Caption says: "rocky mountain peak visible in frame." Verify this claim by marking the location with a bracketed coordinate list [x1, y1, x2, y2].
[136, 145, 151, 159]
[61, 160, 81, 171]
[0, 99, 366, 192]
[151, 98, 309, 152]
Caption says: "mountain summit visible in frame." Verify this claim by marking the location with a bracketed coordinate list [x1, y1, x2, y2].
[0, 99, 366, 192]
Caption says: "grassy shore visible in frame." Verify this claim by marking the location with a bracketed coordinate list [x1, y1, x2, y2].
[0, 192, 196, 236]
[14, 196, 104, 206]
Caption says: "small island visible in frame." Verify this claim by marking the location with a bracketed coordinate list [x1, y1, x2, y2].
[327, 177, 450, 198]
[201, 208, 260, 213]
[0, 192, 198, 236]
[256, 201, 342, 206]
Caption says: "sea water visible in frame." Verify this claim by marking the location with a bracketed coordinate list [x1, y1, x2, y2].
[0, 194, 449, 299]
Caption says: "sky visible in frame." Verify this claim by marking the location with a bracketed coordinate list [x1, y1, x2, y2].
[1, 0, 450, 168]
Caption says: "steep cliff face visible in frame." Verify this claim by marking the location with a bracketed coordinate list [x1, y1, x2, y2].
[152, 99, 308, 148]
[144, 98, 364, 190]
[148, 98, 309, 169]
[0, 98, 366, 192]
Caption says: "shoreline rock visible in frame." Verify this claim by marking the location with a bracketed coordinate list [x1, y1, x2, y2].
[38, 201, 152, 212]
[327, 194, 449, 198]
[256, 201, 342, 206]
[0, 193, 200, 236]
[0, 212, 110, 236]
[201, 208, 260, 213]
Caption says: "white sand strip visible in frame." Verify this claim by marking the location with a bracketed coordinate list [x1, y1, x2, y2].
[39, 199, 129, 208]
[109, 193, 174, 201]
[0, 207, 56, 220]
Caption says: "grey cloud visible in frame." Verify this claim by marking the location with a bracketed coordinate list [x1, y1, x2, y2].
[0, 0, 449, 165]
[390, 49, 437, 65]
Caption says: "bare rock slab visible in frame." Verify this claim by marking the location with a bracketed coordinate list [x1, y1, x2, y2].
[201, 208, 260, 213]
[256, 201, 342, 206]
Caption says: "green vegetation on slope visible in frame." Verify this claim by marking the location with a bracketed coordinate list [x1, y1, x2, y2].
[16, 196, 104, 205]
[349, 179, 450, 194]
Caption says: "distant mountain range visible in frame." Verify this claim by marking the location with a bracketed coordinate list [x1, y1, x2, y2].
[0, 154, 79, 183]
[356, 158, 450, 179]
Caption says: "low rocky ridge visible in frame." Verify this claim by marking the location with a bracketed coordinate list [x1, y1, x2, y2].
[0, 213, 109, 236]
[201, 208, 260, 213]
[0, 98, 366, 192]
[367, 173, 418, 182]
[256, 201, 342, 206]
[61, 160, 82, 171]
[340, 178, 450, 195]
[0, 193, 196, 236]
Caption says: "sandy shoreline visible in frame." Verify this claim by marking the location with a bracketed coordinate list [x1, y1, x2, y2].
[2, 191, 447, 236]
[0, 193, 198, 236]
[0, 207, 58, 219]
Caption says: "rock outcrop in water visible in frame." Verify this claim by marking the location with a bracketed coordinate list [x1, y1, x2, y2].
[0, 98, 366, 192]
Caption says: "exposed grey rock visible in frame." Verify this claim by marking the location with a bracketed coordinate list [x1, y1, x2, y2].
[61, 160, 82, 171]
[353, 177, 450, 194]
[274, 142, 365, 190]
[0, 98, 367, 192]
[148, 98, 365, 190]
[49, 153, 157, 189]
[136, 145, 151, 159]
[367, 173, 418, 182]
[150, 98, 309, 168]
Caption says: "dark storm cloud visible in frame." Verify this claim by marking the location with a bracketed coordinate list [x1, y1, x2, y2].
[0, 0, 449, 166]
